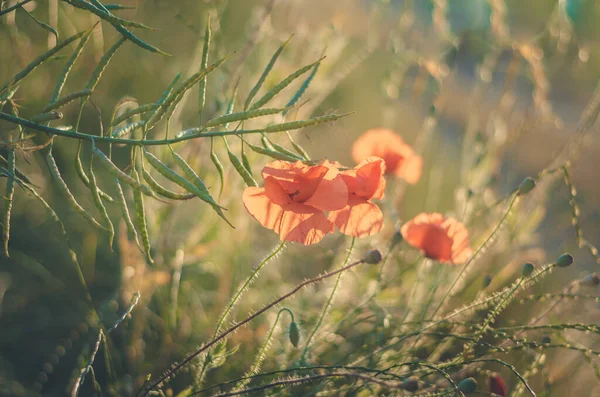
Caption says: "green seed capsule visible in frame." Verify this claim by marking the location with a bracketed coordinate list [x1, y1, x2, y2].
[517, 177, 536, 196]
[458, 377, 477, 393]
[114, 179, 142, 251]
[202, 107, 288, 129]
[88, 155, 115, 250]
[241, 147, 253, 177]
[142, 168, 195, 201]
[264, 113, 351, 133]
[75, 143, 114, 202]
[169, 146, 210, 194]
[269, 140, 306, 160]
[110, 103, 158, 126]
[289, 321, 300, 348]
[31, 111, 63, 123]
[132, 170, 153, 263]
[210, 138, 225, 199]
[198, 14, 211, 124]
[143, 150, 233, 227]
[92, 147, 153, 197]
[42, 89, 92, 112]
[111, 120, 145, 138]
[2, 150, 15, 256]
[46, 149, 106, 232]
[246, 141, 303, 162]
[556, 253, 574, 268]
[222, 138, 257, 187]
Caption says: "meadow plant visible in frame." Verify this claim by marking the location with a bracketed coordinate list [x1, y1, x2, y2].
[1, 1, 600, 396]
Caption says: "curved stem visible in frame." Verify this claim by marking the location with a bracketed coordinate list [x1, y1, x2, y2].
[429, 193, 520, 319]
[300, 237, 355, 362]
[140, 258, 366, 396]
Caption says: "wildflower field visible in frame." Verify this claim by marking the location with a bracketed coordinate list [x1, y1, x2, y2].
[1, 0, 600, 396]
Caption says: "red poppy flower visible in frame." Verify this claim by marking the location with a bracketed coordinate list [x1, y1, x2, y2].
[352, 128, 423, 184]
[328, 157, 386, 237]
[400, 213, 472, 264]
[488, 373, 507, 396]
[242, 160, 347, 245]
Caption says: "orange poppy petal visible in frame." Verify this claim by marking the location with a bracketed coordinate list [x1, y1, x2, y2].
[243, 179, 333, 245]
[303, 162, 348, 211]
[352, 128, 406, 163]
[274, 202, 333, 245]
[329, 196, 384, 237]
[396, 152, 423, 185]
[400, 213, 472, 264]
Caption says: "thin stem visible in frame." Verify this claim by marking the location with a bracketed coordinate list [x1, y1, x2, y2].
[140, 258, 366, 395]
[0, 0, 34, 16]
[430, 193, 520, 319]
[0, 111, 267, 146]
[196, 241, 286, 385]
[300, 237, 355, 362]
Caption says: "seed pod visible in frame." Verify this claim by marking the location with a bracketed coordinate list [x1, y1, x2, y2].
[145, 53, 234, 130]
[88, 155, 115, 250]
[458, 377, 477, 393]
[168, 147, 210, 194]
[241, 147, 253, 177]
[75, 143, 114, 202]
[114, 179, 142, 251]
[46, 149, 106, 232]
[42, 89, 92, 112]
[269, 140, 306, 161]
[556, 253, 574, 267]
[517, 177, 536, 196]
[111, 120, 145, 138]
[2, 150, 15, 256]
[142, 168, 195, 201]
[110, 103, 158, 126]
[132, 170, 153, 263]
[286, 133, 310, 159]
[288, 321, 300, 348]
[264, 113, 351, 133]
[246, 141, 303, 162]
[245, 34, 293, 110]
[284, 60, 320, 112]
[31, 111, 63, 123]
[364, 249, 383, 265]
[210, 138, 225, 199]
[522, 262, 535, 277]
[198, 14, 211, 124]
[391, 230, 403, 247]
[248, 58, 321, 111]
[92, 146, 153, 197]
[50, 28, 94, 103]
[222, 138, 257, 187]
[203, 107, 288, 129]
[143, 150, 233, 227]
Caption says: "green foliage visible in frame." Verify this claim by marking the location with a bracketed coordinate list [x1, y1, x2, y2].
[1, 1, 600, 397]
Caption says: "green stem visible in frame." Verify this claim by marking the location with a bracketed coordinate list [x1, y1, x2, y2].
[429, 193, 520, 319]
[0, 111, 268, 146]
[300, 237, 355, 363]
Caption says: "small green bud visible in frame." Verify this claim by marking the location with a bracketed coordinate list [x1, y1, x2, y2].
[401, 376, 419, 392]
[556, 253, 574, 267]
[391, 230, 403, 247]
[466, 188, 475, 199]
[289, 321, 300, 347]
[541, 335, 551, 344]
[364, 249, 382, 264]
[522, 262, 535, 277]
[458, 377, 477, 393]
[483, 274, 493, 288]
[517, 177, 536, 196]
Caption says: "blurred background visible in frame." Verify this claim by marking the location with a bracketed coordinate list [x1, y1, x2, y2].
[1, 0, 600, 396]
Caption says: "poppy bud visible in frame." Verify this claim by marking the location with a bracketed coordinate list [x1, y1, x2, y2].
[364, 249, 383, 264]
[401, 376, 419, 392]
[483, 274, 493, 288]
[517, 177, 536, 196]
[289, 321, 300, 348]
[522, 262, 535, 277]
[459, 377, 477, 393]
[556, 253, 574, 267]
[488, 373, 507, 396]
[391, 230, 403, 247]
[582, 274, 599, 286]
[541, 335, 551, 344]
